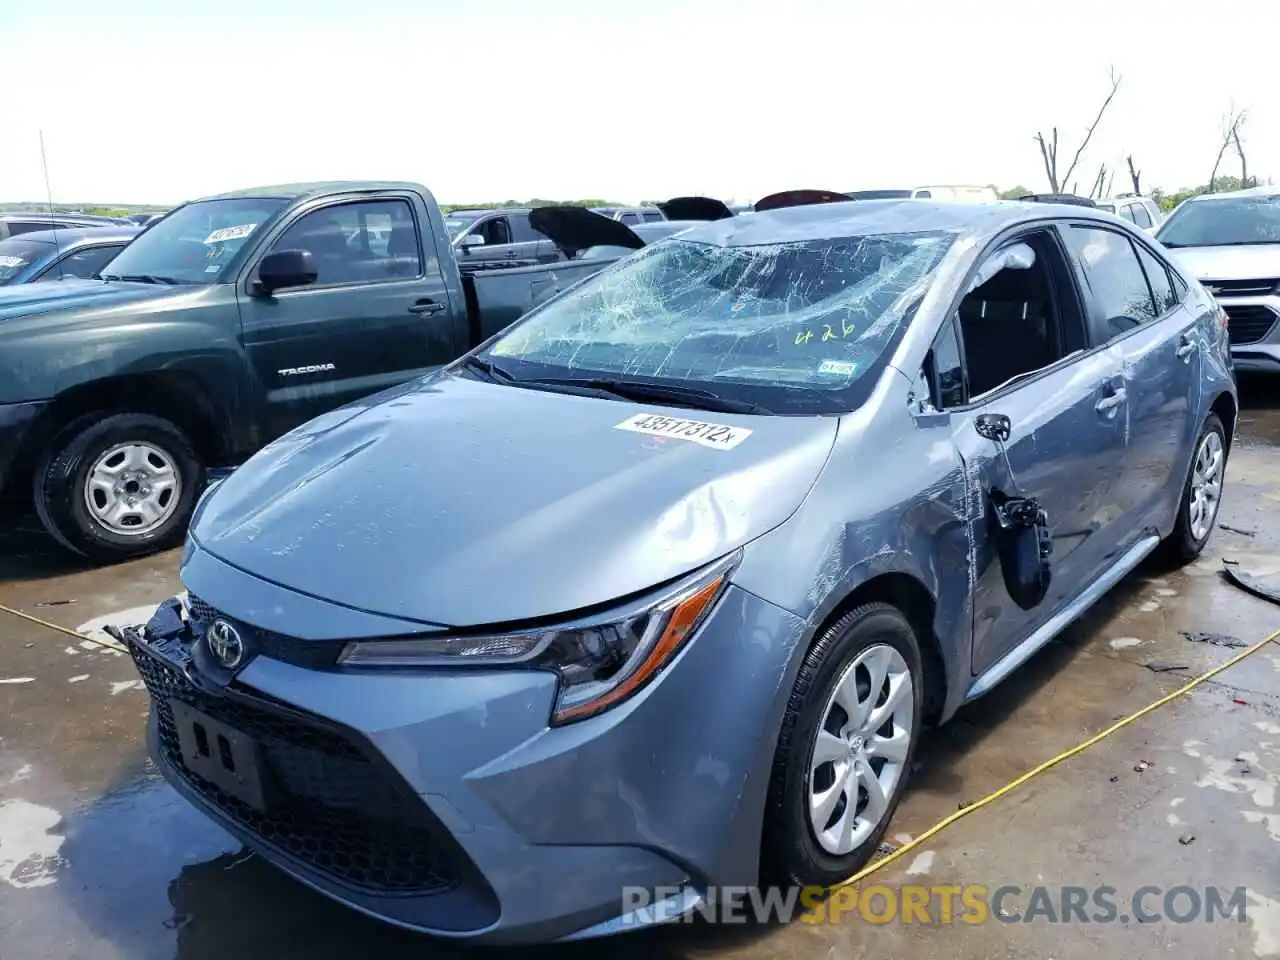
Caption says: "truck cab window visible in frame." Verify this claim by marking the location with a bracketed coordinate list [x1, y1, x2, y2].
[270, 199, 423, 287]
[472, 217, 511, 246]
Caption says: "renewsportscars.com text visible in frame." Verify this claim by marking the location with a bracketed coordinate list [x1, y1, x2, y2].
[620, 884, 1249, 927]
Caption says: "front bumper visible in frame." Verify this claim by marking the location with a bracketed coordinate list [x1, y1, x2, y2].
[123, 561, 808, 944]
[1218, 293, 1280, 372]
[0, 400, 49, 496]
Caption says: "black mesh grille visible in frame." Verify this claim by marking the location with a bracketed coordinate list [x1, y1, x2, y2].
[1223, 304, 1279, 345]
[185, 595, 345, 669]
[129, 639, 459, 895]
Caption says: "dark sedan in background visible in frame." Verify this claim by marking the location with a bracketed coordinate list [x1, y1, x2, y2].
[0, 226, 140, 285]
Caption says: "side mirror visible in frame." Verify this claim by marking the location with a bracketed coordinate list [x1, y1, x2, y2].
[255, 249, 317, 296]
[460, 233, 486, 249]
[975, 413, 1012, 443]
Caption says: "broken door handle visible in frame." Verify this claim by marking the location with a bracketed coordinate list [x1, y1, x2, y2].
[408, 300, 446, 316]
[1095, 388, 1127, 414]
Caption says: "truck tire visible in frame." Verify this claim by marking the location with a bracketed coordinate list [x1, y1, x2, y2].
[33, 413, 205, 562]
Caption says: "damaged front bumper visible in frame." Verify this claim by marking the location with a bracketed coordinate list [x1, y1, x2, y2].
[119, 580, 810, 944]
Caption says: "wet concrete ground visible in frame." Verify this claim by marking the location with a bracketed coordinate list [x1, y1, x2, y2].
[3, 381, 1280, 959]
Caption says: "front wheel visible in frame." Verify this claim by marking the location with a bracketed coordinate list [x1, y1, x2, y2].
[762, 603, 923, 887]
[33, 412, 205, 562]
[1159, 412, 1227, 566]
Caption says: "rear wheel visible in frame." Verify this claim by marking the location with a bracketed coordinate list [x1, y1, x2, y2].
[1158, 413, 1227, 567]
[33, 412, 204, 562]
[762, 603, 923, 887]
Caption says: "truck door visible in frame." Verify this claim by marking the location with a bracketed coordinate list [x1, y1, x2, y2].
[237, 193, 458, 441]
[456, 214, 517, 268]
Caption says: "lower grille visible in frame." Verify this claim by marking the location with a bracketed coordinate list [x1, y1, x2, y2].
[129, 639, 459, 895]
[1223, 304, 1279, 345]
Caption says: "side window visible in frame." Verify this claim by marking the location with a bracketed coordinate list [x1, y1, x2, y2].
[915, 190, 933, 199]
[1118, 205, 1138, 223]
[953, 229, 1085, 399]
[1062, 225, 1158, 343]
[479, 217, 511, 245]
[45, 244, 122, 280]
[925, 315, 965, 408]
[270, 198, 423, 287]
[642, 210, 664, 223]
[1134, 244, 1179, 314]
[1130, 204, 1154, 229]
[619, 212, 641, 225]
[508, 214, 543, 244]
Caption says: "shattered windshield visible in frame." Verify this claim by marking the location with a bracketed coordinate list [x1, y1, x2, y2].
[100, 197, 287, 283]
[0, 239, 49, 283]
[485, 230, 957, 414]
[1157, 194, 1280, 247]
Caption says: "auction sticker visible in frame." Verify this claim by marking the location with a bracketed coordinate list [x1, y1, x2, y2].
[204, 223, 257, 244]
[614, 413, 752, 450]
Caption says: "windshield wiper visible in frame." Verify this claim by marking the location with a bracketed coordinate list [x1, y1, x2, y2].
[100, 273, 184, 285]
[460, 355, 517, 382]
[515, 376, 774, 414]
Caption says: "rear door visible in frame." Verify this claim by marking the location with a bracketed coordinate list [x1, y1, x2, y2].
[237, 193, 457, 440]
[1059, 223, 1199, 536]
[508, 213, 555, 264]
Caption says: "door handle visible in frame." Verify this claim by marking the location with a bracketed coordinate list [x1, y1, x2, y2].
[1176, 333, 1196, 361]
[1095, 386, 1127, 414]
[408, 299, 446, 316]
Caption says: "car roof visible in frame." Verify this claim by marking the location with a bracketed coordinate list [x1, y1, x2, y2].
[196, 180, 442, 205]
[670, 198, 1122, 247]
[8, 226, 140, 246]
[1184, 183, 1280, 204]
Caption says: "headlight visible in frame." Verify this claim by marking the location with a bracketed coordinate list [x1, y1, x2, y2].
[337, 553, 738, 725]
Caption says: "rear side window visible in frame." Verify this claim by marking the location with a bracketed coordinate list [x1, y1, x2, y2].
[509, 215, 544, 244]
[1129, 204, 1154, 229]
[1134, 244, 1179, 314]
[1062, 225, 1158, 343]
[44, 244, 123, 280]
[1118, 206, 1137, 223]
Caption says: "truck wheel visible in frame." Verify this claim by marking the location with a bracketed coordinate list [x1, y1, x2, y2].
[761, 603, 923, 888]
[33, 413, 205, 562]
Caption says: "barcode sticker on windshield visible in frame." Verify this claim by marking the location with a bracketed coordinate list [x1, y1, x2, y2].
[0, 256, 25, 268]
[204, 224, 257, 244]
[614, 413, 752, 450]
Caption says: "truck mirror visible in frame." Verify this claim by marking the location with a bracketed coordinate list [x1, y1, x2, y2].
[460, 233, 486, 249]
[255, 249, 317, 295]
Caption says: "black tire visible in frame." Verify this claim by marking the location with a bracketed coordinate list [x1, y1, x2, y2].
[33, 412, 205, 562]
[761, 602, 923, 888]
[1158, 413, 1227, 567]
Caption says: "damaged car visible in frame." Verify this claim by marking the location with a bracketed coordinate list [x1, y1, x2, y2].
[121, 197, 1236, 944]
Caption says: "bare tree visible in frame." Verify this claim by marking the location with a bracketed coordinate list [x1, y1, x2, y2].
[1126, 155, 1141, 195]
[1034, 68, 1122, 193]
[1089, 164, 1107, 199]
[1210, 107, 1247, 191]
[1233, 121, 1249, 188]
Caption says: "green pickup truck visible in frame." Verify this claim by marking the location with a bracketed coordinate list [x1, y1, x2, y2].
[0, 181, 726, 562]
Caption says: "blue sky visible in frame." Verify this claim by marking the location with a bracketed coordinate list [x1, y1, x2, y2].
[1, 0, 1273, 205]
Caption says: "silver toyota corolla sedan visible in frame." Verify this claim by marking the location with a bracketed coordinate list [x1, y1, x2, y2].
[121, 198, 1236, 943]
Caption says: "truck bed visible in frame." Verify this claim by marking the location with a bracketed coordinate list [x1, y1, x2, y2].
[462, 257, 609, 346]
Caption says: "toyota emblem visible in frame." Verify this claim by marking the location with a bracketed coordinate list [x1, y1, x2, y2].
[207, 619, 245, 670]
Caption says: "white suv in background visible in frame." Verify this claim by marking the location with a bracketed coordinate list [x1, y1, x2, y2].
[1096, 194, 1163, 233]
[1157, 185, 1280, 374]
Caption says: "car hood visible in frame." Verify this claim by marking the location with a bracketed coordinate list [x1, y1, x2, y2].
[528, 206, 644, 258]
[755, 189, 853, 212]
[0, 276, 179, 322]
[192, 373, 837, 627]
[658, 196, 734, 221]
[1164, 244, 1280, 282]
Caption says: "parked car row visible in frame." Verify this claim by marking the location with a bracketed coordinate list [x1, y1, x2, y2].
[112, 190, 1237, 945]
[0, 226, 139, 285]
